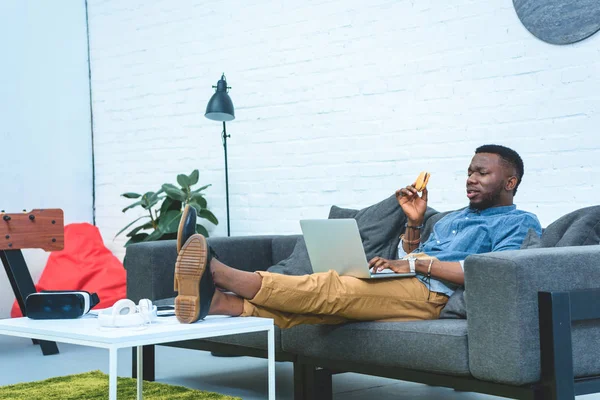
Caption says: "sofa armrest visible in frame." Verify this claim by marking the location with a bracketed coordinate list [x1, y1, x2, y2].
[465, 246, 600, 385]
[125, 236, 279, 302]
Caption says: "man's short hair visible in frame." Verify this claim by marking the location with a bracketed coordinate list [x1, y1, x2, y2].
[475, 144, 524, 195]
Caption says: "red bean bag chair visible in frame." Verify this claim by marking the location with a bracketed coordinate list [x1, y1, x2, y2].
[11, 223, 126, 317]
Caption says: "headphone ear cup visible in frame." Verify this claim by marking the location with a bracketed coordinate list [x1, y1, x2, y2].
[138, 299, 152, 314]
[138, 299, 153, 322]
[112, 299, 137, 316]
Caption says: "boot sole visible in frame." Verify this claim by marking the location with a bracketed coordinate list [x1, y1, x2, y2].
[176, 205, 192, 254]
[174, 234, 207, 323]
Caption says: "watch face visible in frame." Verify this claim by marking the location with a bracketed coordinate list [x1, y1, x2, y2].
[26, 294, 85, 319]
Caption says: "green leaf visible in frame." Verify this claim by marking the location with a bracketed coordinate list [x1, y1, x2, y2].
[196, 224, 209, 237]
[199, 209, 219, 225]
[177, 174, 190, 188]
[191, 193, 207, 209]
[121, 192, 141, 199]
[140, 191, 156, 209]
[188, 201, 204, 214]
[122, 200, 144, 213]
[162, 184, 186, 201]
[191, 184, 211, 193]
[147, 193, 162, 209]
[125, 233, 149, 247]
[126, 220, 154, 237]
[114, 216, 151, 239]
[159, 197, 182, 217]
[158, 210, 182, 234]
[188, 169, 199, 186]
[143, 229, 164, 242]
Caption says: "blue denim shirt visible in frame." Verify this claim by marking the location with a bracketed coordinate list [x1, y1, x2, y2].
[399, 205, 542, 297]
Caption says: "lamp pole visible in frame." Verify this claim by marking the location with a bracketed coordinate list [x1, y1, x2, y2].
[222, 121, 231, 237]
[205, 73, 235, 237]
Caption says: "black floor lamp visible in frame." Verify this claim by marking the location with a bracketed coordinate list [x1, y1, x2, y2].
[205, 74, 235, 237]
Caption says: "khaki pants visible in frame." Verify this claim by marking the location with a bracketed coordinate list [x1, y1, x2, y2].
[240, 270, 449, 329]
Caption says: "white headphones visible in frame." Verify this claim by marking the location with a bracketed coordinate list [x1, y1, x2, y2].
[98, 298, 158, 328]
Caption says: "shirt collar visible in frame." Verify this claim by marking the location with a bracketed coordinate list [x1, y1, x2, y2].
[466, 204, 516, 216]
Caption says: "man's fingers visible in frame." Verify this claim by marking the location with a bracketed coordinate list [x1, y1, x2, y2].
[421, 187, 428, 202]
[370, 259, 382, 272]
[397, 186, 418, 198]
[368, 257, 380, 266]
[373, 259, 389, 272]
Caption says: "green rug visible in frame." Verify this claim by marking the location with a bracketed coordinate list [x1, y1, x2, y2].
[0, 370, 241, 400]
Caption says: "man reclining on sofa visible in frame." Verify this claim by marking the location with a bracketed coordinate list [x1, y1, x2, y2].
[172, 144, 542, 328]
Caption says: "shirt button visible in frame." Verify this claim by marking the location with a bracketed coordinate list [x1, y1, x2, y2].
[437, 240, 440, 244]
[465, 217, 469, 220]
[452, 230, 456, 234]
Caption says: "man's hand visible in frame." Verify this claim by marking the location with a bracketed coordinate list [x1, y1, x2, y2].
[369, 257, 411, 274]
[395, 183, 428, 225]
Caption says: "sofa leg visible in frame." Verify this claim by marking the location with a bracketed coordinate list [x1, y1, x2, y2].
[132, 345, 155, 381]
[294, 362, 333, 400]
[538, 292, 575, 400]
[293, 361, 306, 400]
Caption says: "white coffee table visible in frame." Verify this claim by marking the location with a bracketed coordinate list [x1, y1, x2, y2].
[0, 315, 275, 400]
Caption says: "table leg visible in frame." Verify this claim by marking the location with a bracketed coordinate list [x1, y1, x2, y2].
[109, 347, 118, 400]
[268, 326, 275, 400]
[137, 346, 143, 400]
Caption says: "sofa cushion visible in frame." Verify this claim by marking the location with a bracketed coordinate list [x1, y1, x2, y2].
[271, 235, 301, 266]
[282, 320, 470, 376]
[268, 195, 443, 276]
[328, 205, 359, 219]
[267, 237, 313, 276]
[268, 195, 410, 276]
[439, 287, 467, 319]
[520, 227, 542, 249]
[329, 195, 440, 261]
[535, 205, 600, 248]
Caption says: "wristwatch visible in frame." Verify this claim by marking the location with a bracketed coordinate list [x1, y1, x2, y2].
[406, 256, 417, 273]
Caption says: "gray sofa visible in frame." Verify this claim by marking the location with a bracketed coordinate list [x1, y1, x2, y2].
[125, 200, 600, 400]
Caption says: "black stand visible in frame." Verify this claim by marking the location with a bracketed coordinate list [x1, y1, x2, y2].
[1, 249, 59, 355]
[294, 362, 333, 400]
[132, 345, 155, 381]
[538, 290, 600, 399]
[211, 121, 239, 359]
[222, 121, 231, 237]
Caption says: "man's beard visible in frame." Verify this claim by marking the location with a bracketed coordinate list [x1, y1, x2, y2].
[469, 185, 503, 210]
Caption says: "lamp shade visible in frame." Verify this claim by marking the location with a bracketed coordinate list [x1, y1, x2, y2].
[205, 74, 235, 122]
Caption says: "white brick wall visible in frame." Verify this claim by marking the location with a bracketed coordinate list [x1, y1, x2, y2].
[87, 0, 600, 261]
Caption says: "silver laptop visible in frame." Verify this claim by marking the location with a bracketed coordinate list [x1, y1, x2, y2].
[300, 219, 416, 279]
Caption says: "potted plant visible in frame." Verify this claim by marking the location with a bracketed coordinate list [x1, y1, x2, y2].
[115, 169, 218, 247]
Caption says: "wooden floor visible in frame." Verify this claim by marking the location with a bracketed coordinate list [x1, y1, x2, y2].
[0, 335, 598, 399]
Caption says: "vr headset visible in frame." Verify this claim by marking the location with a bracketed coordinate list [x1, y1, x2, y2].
[25, 291, 100, 320]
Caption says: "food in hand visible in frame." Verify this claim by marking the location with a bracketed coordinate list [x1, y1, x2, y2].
[414, 171, 430, 192]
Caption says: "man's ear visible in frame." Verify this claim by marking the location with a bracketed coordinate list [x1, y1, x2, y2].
[505, 176, 517, 191]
